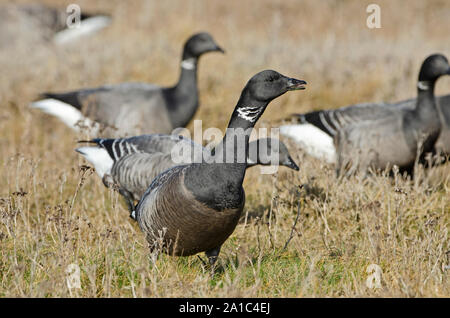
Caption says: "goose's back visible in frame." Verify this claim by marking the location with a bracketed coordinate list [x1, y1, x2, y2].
[77, 84, 172, 136]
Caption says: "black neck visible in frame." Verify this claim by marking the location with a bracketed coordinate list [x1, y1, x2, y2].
[212, 92, 268, 171]
[414, 78, 437, 121]
[164, 57, 199, 129]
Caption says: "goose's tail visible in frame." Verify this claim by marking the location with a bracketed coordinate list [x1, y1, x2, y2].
[75, 146, 114, 178]
[53, 15, 111, 45]
[279, 123, 337, 164]
[29, 98, 85, 131]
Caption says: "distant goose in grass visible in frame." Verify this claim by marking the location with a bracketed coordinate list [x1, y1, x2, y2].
[31, 32, 224, 137]
[76, 134, 299, 215]
[334, 54, 450, 176]
[280, 54, 450, 164]
[0, 4, 110, 48]
[132, 70, 306, 265]
[386, 94, 450, 159]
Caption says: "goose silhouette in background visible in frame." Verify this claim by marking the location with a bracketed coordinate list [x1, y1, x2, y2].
[280, 54, 450, 165]
[383, 94, 450, 159]
[0, 3, 110, 49]
[132, 70, 306, 265]
[334, 54, 450, 176]
[76, 134, 299, 215]
[31, 32, 224, 137]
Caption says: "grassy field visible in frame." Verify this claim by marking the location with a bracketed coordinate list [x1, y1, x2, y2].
[0, 0, 449, 297]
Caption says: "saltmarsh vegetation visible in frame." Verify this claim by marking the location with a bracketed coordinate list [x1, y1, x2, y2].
[0, 0, 448, 297]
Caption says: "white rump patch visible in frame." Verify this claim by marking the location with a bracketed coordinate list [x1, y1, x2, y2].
[30, 98, 99, 133]
[30, 98, 87, 131]
[280, 124, 336, 163]
[236, 106, 261, 123]
[53, 16, 111, 45]
[76, 147, 114, 178]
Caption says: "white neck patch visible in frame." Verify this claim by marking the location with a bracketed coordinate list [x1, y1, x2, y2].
[181, 58, 196, 70]
[236, 106, 262, 123]
[417, 81, 430, 90]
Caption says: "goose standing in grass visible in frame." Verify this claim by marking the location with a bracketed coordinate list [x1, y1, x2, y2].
[334, 54, 450, 176]
[133, 70, 306, 265]
[76, 134, 299, 215]
[0, 3, 110, 48]
[31, 32, 224, 137]
[280, 54, 450, 164]
[386, 94, 450, 159]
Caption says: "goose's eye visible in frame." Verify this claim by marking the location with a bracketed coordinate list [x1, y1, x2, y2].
[268, 76, 277, 82]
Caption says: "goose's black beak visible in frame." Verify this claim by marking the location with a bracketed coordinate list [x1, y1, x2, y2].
[287, 78, 307, 91]
[214, 45, 225, 54]
[283, 156, 300, 171]
[447, 67, 450, 75]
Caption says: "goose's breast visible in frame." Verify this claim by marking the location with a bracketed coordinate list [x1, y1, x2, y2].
[137, 169, 244, 256]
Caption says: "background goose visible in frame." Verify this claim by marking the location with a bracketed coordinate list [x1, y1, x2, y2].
[133, 70, 306, 265]
[31, 32, 224, 137]
[0, 3, 110, 49]
[334, 54, 450, 176]
[76, 134, 299, 214]
[385, 94, 450, 158]
[280, 54, 450, 163]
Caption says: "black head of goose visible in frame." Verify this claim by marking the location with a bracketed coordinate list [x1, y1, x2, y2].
[30, 32, 224, 137]
[402, 54, 450, 156]
[134, 70, 306, 264]
[76, 134, 299, 215]
[335, 54, 450, 176]
[164, 32, 225, 129]
[247, 138, 299, 170]
[391, 56, 450, 158]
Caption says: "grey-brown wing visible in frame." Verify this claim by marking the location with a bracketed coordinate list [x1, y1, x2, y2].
[336, 115, 413, 175]
[111, 152, 182, 200]
[296, 102, 399, 136]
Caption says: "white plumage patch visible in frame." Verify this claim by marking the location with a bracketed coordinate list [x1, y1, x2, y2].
[280, 124, 336, 163]
[30, 98, 87, 131]
[30, 98, 100, 134]
[236, 106, 261, 123]
[76, 146, 114, 179]
[53, 16, 111, 45]
[181, 58, 196, 70]
[417, 81, 430, 91]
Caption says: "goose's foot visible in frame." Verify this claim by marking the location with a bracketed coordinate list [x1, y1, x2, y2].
[205, 246, 221, 273]
[197, 255, 208, 268]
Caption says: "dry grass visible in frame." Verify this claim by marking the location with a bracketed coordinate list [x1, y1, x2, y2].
[0, 0, 449, 297]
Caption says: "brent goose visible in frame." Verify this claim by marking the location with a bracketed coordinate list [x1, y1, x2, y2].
[385, 94, 450, 158]
[76, 134, 299, 214]
[133, 70, 306, 264]
[334, 54, 450, 176]
[280, 54, 450, 163]
[31, 32, 224, 137]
